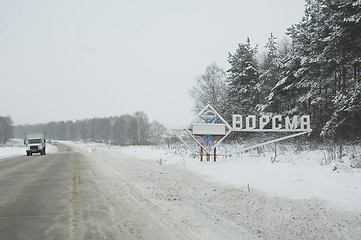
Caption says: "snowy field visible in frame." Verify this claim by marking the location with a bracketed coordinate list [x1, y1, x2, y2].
[63, 140, 361, 213]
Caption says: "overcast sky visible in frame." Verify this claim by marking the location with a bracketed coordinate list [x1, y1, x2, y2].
[0, 0, 305, 128]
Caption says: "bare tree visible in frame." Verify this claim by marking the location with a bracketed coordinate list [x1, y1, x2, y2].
[0, 116, 13, 144]
[149, 120, 167, 144]
[134, 111, 150, 144]
[189, 63, 228, 113]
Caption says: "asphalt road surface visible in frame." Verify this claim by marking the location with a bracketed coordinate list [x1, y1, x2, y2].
[0, 145, 203, 240]
[0, 145, 73, 240]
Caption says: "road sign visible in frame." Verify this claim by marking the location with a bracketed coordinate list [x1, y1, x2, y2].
[184, 104, 312, 162]
[184, 104, 232, 161]
[192, 123, 226, 136]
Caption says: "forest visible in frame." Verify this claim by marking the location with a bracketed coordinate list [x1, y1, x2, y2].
[191, 0, 361, 142]
[13, 112, 167, 145]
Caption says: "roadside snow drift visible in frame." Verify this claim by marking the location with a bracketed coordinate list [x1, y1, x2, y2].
[66, 141, 361, 213]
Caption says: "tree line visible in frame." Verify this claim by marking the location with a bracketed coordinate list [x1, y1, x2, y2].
[191, 0, 361, 142]
[0, 116, 13, 145]
[14, 112, 167, 145]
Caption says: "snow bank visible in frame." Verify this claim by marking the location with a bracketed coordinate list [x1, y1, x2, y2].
[188, 149, 361, 212]
[0, 139, 25, 158]
[69, 141, 361, 213]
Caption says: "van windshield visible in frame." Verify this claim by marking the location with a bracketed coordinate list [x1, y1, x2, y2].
[29, 139, 41, 144]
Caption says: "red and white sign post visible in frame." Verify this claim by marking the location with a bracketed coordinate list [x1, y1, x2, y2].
[184, 105, 232, 162]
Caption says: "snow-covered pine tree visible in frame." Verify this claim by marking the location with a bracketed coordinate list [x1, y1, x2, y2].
[226, 38, 261, 117]
[284, 0, 336, 137]
[259, 33, 282, 113]
[320, 0, 361, 141]
[276, 0, 361, 141]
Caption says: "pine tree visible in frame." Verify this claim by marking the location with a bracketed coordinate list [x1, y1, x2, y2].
[259, 33, 282, 113]
[227, 38, 260, 116]
[283, 0, 361, 141]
